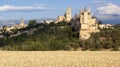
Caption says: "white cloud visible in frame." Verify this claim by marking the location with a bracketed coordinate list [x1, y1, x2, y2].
[97, 3, 120, 15]
[0, 5, 52, 12]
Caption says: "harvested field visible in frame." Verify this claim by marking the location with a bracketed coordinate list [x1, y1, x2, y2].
[0, 51, 120, 67]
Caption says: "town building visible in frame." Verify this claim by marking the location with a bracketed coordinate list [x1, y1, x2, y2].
[99, 24, 114, 29]
[4, 18, 27, 32]
[44, 20, 54, 24]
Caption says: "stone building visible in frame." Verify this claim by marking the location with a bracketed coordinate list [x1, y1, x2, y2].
[4, 18, 28, 32]
[71, 8, 100, 40]
[18, 18, 27, 28]
[79, 8, 100, 40]
[56, 7, 72, 23]
[65, 7, 72, 22]
[99, 24, 114, 29]
[57, 16, 65, 22]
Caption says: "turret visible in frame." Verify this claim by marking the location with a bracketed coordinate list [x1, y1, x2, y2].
[87, 8, 91, 14]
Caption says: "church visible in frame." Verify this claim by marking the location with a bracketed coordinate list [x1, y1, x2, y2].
[57, 7, 100, 40]
[56, 7, 72, 23]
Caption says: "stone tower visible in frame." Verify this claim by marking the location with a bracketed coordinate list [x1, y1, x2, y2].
[19, 18, 26, 28]
[65, 7, 72, 22]
[79, 8, 99, 40]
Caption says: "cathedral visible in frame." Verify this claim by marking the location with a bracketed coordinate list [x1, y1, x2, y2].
[56, 7, 100, 40]
[56, 7, 72, 23]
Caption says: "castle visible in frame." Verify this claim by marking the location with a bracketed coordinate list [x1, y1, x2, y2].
[79, 8, 100, 40]
[57, 7, 100, 40]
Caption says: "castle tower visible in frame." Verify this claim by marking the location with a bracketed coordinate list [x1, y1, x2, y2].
[80, 8, 91, 30]
[65, 7, 72, 22]
[19, 18, 26, 28]
[79, 8, 100, 40]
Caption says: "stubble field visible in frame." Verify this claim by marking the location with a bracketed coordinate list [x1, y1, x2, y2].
[0, 51, 120, 67]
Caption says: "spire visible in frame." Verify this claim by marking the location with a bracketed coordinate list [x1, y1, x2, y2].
[67, 6, 71, 11]
[87, 8, 91, 13]
[20, 18, 25, 26]
[65, 6, 72, 22]
[84, 5, 87, 11]
[93, 12, 96, 18]
[74, 13, 78, 18]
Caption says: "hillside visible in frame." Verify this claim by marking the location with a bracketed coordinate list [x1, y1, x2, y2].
[0, 22, 120, 51]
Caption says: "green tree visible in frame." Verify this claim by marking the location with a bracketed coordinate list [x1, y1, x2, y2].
[28, 20, 37, 28]
[98, 21, 102, 25]
[49, 22, 55, 26]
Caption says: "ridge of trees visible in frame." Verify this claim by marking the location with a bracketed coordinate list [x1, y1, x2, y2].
[0, 20, 120, 51]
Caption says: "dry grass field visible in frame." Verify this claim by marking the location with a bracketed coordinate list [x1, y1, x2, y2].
[0, 51, 120, 67]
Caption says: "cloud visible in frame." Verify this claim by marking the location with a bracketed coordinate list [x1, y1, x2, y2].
[97, 14, 120, 20]
[0, 17, 4, 20]
[97, 3, 120, 15]
[93, 0, 102, 4]
[0, 5, 52, 12]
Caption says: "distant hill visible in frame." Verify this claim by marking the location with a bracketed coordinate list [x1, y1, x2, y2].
[0, 21, 120, 51]
[0, 20, 22, 27]
[100, 19, 120, 25]
[0, 18, 55, 27]
[97, 14, 120, 25]
[0, 18, 120, 27]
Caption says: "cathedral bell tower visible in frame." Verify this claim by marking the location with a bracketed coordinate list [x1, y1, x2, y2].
[65, 7, 72, 22]
[19, 18, 26, 28]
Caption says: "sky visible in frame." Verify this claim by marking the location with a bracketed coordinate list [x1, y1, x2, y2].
[0, 0, 120, 21]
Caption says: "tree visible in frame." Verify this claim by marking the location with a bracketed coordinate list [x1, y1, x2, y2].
[28, 20, 37, 28]
[49, 22, 55, 26]
[98, 21, 102, 25]
[11, 28, 18, 34]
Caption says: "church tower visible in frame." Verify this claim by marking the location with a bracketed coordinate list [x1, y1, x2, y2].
[19, 18, 26, 28]
[65, 7, 72, 22]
